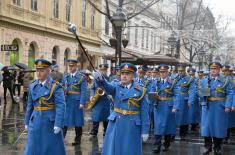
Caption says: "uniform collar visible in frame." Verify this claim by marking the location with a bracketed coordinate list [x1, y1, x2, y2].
[71, 71, 77, 77]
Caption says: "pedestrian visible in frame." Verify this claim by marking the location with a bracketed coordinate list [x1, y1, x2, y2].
[62, 59, 87, 145]
[93, 62, 150, 155]
[89, 64, 110, 137]
[199, 61, 233, 155]
[22, 71, 34, 102]
[2, 68, 15, 104]
[150, 64, 179, 153]
[24, 58, 66, 155]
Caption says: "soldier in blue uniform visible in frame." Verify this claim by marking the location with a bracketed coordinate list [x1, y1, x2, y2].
[187, 67, 201, 131]
[221, 65, 234, 143]
[151, 67, 160, 81]
[150, 64, 180, 153]
[175, 64, 196, 139]
[199, 62, 233, 155]
[89, 64, 110, 137]
[93, 63, 149, 155]
[62, 59, 87, 145]
[24, 59, 66, 155]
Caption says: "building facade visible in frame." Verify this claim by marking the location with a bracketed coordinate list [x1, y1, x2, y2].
[0, 0, 102, 72]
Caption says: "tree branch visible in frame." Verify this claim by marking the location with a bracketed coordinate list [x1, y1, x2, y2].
[127, 0, 160, 20]
[87, 0, 108, 16]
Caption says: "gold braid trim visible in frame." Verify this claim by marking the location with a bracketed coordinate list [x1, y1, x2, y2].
[216, 78, 228, 93]
[181, 77, 193, 88]
[71, 76, 83, 89]
[164, 79, 177, 95]
[128, 87, 147, 109]
[39, 83, 57, 105]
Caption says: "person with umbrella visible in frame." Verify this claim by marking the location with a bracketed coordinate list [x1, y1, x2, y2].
[2, 67, 16, 104]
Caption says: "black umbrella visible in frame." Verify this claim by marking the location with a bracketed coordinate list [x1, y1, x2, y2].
[24, 69, 36, 72]
[15, 62, 28, 69]
[1, 66, 8, 71]
[8, 65, 19, 70]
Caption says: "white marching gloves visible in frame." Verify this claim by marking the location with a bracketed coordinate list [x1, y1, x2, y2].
[142, 134, 149, 142]
[54, 126, 62, 134]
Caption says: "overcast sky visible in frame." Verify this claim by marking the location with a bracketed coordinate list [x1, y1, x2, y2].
[204, 0, 235, 35]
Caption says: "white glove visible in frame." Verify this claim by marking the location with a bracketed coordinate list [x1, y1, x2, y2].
[142, 134, 149, 142]
[93, 71, 104, 81]
[54, 126, 61, 134]
[25, 125, 28, 131]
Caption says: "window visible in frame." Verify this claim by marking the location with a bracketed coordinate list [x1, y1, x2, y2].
[127, 21, 131, 41]
[146, 29, 149, 49]
[13, 0, 21, 6]
[82, 0, 87, 27]
[141, 28, 145, 48]
[66, 0, 72, 22]
[53, 0, 59, 19]
[105, 16, 109, 35]
[91, 6, 95, 30]
[134, 24, 138, 46]
[151, 31, 153, 51]
[154, 36, 157, 52]
[31, 0, 38, 11]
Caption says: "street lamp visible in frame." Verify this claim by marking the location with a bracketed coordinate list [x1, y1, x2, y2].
[167, 33, 177, 57]
[111, 7, 127, 66]
[198, 49, 205, 70]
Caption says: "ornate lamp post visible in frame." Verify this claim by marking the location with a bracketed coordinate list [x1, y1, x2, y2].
[167, 33, 177, 57]
[111, 6, 127, 66]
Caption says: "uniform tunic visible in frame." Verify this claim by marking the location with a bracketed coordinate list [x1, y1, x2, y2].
[175, 75, 196, 126]
[99, 80, 149, 155]
[151, 78, 180, 135]
[90, 80, 110, 122]
[62, 71, 87, 127]
[24, 77, 66, 155]
[199, 76, 233, 138]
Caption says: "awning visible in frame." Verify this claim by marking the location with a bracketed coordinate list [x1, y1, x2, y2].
[104, 51, 182, 65]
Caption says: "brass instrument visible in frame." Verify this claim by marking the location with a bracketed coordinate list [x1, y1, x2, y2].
[87, 87, 105, 110]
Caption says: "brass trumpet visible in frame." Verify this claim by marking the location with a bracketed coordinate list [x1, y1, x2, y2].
[87, 87, 105, 110]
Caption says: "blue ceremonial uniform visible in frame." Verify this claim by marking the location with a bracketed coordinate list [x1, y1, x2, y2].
[188, 77, 201, 125]
[199, 76, 233, 138]
[232, 79, 235, 128]
[62, 71, 87, 127]
[24, 77, 66, 155]
[175, 75, 196, 125]
[100, 80, 149, 155]
[151, 77, 179, 136]
[90, 80, 110, 122]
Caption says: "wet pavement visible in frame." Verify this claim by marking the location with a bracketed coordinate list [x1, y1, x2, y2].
[0, 91, 235, 155]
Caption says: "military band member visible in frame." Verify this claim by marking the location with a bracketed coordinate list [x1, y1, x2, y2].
[187, 67, 200, 131]
[175, 64, 196, 139]
[199, 62, 233, 155]
[89, 64, 110, 137]
[93, 63, 149, 155]
[151, 67, 160, 81]
[150, 64, 179, 153]
[24, 59, 66, 155]
[221, 65, 234, 143]
[62, 59, 87, 145]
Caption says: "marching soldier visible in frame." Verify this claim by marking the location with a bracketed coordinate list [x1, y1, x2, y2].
[89, 64, 110, 137]
[187, 67, 201, 131]
[24, 59, 66, 155]
[199, 61, 233, 155]
[151, 67, 160, 81]
[93, 63, 149, 155]
[62, 59, 87, 145]
[175, 64, 196, 139]
[221, 65, 234, 143]
[150, 64, 179, 153]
